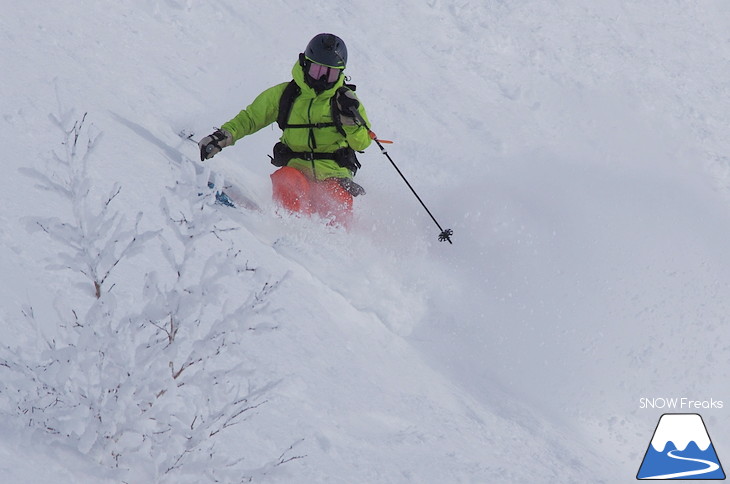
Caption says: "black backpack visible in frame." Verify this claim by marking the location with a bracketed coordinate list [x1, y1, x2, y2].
[276, 80, 357, 137]
[271, 80, 362, 175]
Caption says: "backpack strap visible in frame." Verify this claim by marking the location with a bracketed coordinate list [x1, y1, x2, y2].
[276, 80, 301, 131]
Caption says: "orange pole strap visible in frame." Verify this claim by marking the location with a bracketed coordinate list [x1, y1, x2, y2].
[369, 131, 393, 144]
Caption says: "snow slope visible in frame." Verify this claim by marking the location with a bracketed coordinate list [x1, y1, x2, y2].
[2, 0, 730, 482]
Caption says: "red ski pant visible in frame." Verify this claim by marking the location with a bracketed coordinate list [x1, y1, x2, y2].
[270, 166, 353, 226]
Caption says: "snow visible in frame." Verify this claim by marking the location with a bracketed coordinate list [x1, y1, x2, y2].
[2, 0, 730, 482]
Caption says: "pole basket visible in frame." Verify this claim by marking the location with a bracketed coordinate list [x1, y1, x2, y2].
[438, 228, 454, 244]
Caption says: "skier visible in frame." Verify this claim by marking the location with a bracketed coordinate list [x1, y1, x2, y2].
[198, 33, 371, 226]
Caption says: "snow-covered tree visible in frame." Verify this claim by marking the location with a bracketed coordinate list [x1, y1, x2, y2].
[1, 112, 294, 482]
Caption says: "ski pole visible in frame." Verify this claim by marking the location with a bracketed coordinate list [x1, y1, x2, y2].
[348, 107, 453, 244]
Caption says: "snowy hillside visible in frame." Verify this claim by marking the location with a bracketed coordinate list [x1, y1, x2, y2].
[2, 1, 730, 482]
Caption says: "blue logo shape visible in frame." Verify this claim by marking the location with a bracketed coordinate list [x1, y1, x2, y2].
[637, 413, 725, 480]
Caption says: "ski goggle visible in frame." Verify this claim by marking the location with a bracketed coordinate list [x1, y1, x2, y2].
[307, 61, 342, 83]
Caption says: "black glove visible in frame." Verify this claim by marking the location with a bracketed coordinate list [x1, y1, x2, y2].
[335, 89, 360, 126]
[198, 129, 233, 161]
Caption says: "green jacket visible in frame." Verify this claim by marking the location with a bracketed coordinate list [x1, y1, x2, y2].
[221, 61, 372, 181]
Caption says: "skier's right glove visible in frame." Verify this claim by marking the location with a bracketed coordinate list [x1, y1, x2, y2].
[198, 129, 233, 161]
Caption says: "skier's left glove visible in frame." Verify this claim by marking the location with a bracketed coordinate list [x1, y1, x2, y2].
[336, 90, 360, 126]
[198, 129, 233, 161]
[338, 178, 366, 197]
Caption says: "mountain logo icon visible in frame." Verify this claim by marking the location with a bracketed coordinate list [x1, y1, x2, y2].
[637, 413, 725, 480]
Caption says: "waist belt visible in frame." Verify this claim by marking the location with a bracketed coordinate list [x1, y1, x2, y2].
[292, 151, 335, 162]
[269, 142, 361, 175]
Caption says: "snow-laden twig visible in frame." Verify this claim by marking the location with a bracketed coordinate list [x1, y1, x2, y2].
[23, 112, 159, 298]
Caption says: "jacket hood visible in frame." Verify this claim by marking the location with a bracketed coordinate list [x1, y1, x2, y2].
[291, 60, 345, 99]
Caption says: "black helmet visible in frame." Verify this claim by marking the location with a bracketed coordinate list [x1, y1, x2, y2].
[304, 33, 347, 68]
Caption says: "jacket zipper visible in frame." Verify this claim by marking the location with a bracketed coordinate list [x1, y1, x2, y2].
[307, 98, 317, 180]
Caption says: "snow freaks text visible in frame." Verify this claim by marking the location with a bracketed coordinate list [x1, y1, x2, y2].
[639, 398, 724, 410]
